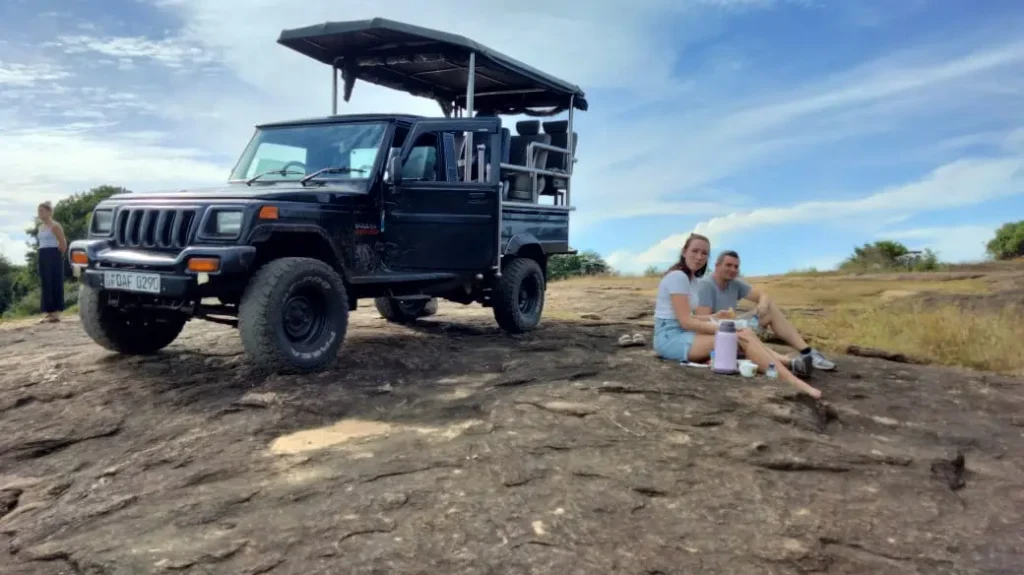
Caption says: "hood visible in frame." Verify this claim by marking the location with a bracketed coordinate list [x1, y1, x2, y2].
[102, 181, 371, 203]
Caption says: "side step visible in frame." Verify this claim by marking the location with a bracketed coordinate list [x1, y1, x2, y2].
[347, 272, 461, 285]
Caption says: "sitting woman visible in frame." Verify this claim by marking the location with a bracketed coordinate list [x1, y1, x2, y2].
[653, 233, 821, 399]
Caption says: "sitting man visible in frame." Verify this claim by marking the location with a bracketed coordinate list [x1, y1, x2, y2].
[695, 250, 837, 376]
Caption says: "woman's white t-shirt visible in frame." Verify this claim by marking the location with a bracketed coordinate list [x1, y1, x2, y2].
[654, 270, 698, 320]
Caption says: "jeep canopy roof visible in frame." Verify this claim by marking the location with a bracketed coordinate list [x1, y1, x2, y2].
[277, 17, 588, 117]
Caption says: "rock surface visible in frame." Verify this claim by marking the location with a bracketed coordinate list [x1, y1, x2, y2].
[1, 283, 1023, 574]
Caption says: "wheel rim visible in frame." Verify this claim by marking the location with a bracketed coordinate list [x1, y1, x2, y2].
[397, 300, 423, 315]
[517, 274, 540, 316]
[283, 287, 328, 345]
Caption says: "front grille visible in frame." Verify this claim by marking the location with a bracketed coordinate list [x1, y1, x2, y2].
[113, 207, 197, 249]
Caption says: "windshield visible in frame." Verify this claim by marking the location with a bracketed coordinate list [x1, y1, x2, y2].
[229, 122, 387, 184]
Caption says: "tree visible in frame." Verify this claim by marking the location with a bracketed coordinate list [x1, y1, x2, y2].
[840, 240, 944, 272]
[0, 254, 17, 316]
[548, 250, 612, 281]
[839, 240, 910, 272]
[22, 185, 129, 286]
[985, 221, 1024, 261]
[911, 248, 941, 271]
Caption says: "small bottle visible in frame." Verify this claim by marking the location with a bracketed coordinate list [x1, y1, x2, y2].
[766, 363, 778, 379]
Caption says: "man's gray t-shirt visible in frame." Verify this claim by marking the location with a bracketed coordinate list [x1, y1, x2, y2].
[695, 276, 752, 312]
[654, 270, 698, 320]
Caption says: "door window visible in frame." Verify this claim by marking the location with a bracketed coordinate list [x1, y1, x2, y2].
[400, 133, 440, 181]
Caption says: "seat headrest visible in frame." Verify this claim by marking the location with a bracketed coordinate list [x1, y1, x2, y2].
[542, 120, 569, 134]
[516, 120, 540, 136]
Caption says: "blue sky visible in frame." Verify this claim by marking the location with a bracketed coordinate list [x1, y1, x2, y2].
[1, 0, 1022, 276]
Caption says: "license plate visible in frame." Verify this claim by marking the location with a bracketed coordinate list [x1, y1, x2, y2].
[103, 271, 162, 294]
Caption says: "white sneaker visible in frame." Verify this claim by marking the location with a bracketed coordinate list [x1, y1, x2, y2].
[807, 349, 836, 371]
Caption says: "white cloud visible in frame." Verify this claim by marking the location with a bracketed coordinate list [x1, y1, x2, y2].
[693, 155, 1022, 240]
[126, 0, 815, 229]
[0, 233, 30, 264]
[609, 153, 1023, 273]
[0, 216, 33, 263]
[159, 0, 695, 92]
[0, 119, 230, 264]
[606, 233, 690, 273]
[12, 3, 1024, 207]
[0, 62, 69, 86]
[0, 124, 227, 205]
[715, 41, 1024, 138]
[1007, 128, 1024, 152]
[570, 37, 1024, 227]
[2, 0, 1022, 274]
[50, 35, 215, 68]
[881, 224, 998, 263]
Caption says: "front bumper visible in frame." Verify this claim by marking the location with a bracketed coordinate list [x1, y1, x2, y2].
[69, 239, 256, 299]
[79, 268, 201, 299]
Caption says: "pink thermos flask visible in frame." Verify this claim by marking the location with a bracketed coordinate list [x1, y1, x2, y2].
[712, 319, 739, 375]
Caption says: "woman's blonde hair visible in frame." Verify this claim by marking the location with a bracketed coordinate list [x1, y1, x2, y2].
[38, 201, 53, 212]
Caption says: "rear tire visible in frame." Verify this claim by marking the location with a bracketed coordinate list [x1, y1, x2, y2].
[492, 257, 545, 333]
[238, 257, 348, 373]
[374, 297, 438, 323]
[78, 284, 187, 355]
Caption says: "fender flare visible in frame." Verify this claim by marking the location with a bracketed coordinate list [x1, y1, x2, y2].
[246, 223, 350, 282]
[503, 233, 543, 257]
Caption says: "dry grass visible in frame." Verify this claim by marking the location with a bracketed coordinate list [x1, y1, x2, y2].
[561, 273, 992, 307]
[796, 303, 1024, 373]
[558, 266, 1023, 374]
[752, 274, 1024, 372]
[752, 276, 992, 308]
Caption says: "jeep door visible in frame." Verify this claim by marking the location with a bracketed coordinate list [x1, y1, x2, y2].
[382, 118, 501, 272]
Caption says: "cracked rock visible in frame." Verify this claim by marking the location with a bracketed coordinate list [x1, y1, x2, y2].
[539, 401, 598, 416]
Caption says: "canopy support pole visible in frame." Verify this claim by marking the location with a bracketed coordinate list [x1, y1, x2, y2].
[331, 64, 338, 114]
[463, 51, 476, 182]
[565, 94, 575, 207]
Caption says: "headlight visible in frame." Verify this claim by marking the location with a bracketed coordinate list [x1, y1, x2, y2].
[215, 211, 243, 236]
[91, 209, 113, 234]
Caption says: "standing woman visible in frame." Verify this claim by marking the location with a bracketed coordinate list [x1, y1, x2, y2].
[36, 201, 68, 323]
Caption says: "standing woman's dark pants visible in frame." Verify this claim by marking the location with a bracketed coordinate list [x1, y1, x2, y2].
[38, 247, 65, 314]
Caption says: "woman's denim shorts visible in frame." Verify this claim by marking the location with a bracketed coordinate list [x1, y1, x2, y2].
[653, 317, 696, 362]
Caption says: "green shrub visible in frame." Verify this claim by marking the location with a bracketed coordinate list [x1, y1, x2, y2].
[548, 250, 612, 281]
[839, 241, 946, 273]
[2, 282, 80, 319]
[986, 221, 1024, 261]
[642, 265, 662, 277]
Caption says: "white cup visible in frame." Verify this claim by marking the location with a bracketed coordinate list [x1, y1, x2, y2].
[739, 360, 757, 378]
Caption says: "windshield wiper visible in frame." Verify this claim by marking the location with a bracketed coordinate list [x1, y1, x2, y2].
[245, 168, 305, 185]
[299, 166, 368, 186]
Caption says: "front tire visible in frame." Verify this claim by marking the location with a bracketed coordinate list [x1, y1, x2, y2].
[78, 284, 187, 355]
[238, 257, 349, 373]
[374, 297, 438, 324]
[492, 257, 546, 333]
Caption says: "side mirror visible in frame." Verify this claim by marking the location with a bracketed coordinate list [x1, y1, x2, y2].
[387, 155, 402, 185]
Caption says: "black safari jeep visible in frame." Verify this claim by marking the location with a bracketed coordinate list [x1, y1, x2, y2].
[67, 17, 587, 373]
